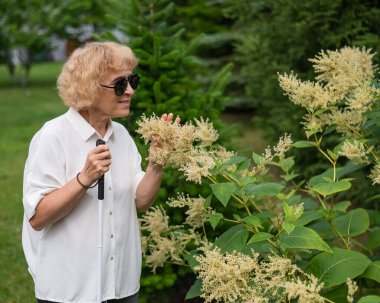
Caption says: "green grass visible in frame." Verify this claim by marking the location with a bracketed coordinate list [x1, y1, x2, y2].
[0, 63, 66, 302]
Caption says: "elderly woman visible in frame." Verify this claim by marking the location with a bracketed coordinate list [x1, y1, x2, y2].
[22, 41, 177, 303]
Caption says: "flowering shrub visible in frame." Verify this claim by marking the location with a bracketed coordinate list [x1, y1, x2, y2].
[138, 47, 380, 302]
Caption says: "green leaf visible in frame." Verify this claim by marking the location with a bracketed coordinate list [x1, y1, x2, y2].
[323, 286, 348, 303]
[208, 213, 223, 230]
[183, 251, 199, 272]
[247, 232, 273, 244]
[363, 261, 380, 283]
[293, 140, 317, 148]
[252, 151, 263, 165]
[222, 155, 247, 167]
[295, 210, 323, 226]
[214, 224, 249, 253]
[309, 162, 366, 187]
[204, 194, 212, 208]
[242, 215, 262, 228]
[281, 173, 299, 181]
[283, 202, 293, 219]
[245, 182, 284, 198]
[279, 226, 332, 252]
[306, 248, 371, 288]
[311, 180, 351, 197]
[281, 157, 295, 171]
[367, 228, 380, 250]
[185, 279, 202, 300]
[327, 148, 339, 161]
[333, 201, 351, 213]
[332, 208, 369, 237]
[357, 296, 380, 303]
[282, 222, 295, 234]
[210, 183, 237, 207]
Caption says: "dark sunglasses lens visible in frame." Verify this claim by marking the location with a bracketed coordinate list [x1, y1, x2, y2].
[128, 74, 140, 90]
[114, 79, 127, 96]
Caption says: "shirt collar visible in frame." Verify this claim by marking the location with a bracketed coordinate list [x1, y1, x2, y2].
[66, 107, 115, 142]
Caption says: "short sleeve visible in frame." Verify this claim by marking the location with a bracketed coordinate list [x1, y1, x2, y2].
[23, 129, 66, 219]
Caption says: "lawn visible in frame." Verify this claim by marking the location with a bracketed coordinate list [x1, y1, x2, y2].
[0, 62, 265, 302]
[0, 62, 66, 302]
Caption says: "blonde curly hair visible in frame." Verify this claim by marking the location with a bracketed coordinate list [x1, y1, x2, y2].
[57, 41, 138, 110]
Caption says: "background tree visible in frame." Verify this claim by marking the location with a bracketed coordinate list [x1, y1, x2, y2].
[0, 0, 117, 85]
[101, 0, 232, 301]
[222, 0, 380, 203]
[225, 0, 380, 140]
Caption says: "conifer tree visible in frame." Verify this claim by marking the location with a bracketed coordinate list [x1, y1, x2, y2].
[102, 1, 232, 300]
[105, 0, 232, 131]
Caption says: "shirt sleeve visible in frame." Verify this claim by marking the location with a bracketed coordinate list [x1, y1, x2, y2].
[23, 128, 66, 220]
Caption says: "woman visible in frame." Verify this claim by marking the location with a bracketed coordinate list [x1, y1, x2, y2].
[22, 41, 178, 303]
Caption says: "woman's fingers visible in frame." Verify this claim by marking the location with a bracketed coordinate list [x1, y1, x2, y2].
[161, 113, 180, 124]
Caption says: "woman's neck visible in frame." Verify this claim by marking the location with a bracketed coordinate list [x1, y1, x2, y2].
[79, 109, 109, 137]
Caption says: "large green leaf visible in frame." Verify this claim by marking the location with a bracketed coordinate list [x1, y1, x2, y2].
[306, 248, 371, 288]
[214, 224, 249, 253]
[279, 226, 332, 252]
[185, 279, 202, 300]
[363, 261, 380, 283]
[332, 208, 369, 237]
[367, 228, 380, 250]
[311, 180, 351, 197]
[357, 296, 380, 303]
[247, 232, 273, 244]
[295, 210, 323, 226]
[210, 183, 237, 207]
[245, 182, 284, 198]
[309, 162, 367, 187]
[323, 285, 348, 303]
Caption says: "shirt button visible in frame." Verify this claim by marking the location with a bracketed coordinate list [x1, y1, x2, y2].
[108, 186, 112, 191]
[111, 234, 114, 238]
[109, 211, 112, 215]
[110, 256, 114, 261]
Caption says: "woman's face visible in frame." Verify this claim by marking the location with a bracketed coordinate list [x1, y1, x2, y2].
[94, 69, 136, 118]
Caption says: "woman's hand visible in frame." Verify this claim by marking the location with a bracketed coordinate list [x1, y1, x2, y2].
[78, 144, 112, 186]
[148, 113, 181, 168]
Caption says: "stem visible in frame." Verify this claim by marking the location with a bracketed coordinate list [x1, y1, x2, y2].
[314, 137, 334, 166]
[329, 222, 350, 249]
[202, 222, 207, 239]
[222, 217, 240, 224]
[317, 195, 328, 210]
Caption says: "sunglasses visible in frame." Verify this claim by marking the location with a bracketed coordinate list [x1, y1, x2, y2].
[100, 74, 140, 96]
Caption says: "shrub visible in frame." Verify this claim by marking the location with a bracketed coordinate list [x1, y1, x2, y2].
[138, 47, 380, 302]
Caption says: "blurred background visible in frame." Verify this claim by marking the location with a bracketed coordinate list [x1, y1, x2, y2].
[1, 0, 379, 302]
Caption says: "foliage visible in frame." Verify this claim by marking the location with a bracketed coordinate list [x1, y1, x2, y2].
[138, 47, 380, 302]
[0, 0, 116, 85]
[225, 0, 380, 140]
[99, 0, 233, 300]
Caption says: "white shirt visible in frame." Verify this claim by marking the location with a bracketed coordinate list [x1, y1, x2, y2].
[22, 108, 145, 302]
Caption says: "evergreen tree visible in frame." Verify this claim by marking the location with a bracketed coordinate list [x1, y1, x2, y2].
[102, 1, 232, 301]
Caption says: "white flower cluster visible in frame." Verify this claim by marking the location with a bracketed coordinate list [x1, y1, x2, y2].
[139, 205, 203, 272]
[194, 247, 325, 303]
[136, 114, 233, 184]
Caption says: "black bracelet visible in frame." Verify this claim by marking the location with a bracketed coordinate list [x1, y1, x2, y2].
[76, 172, 98, 189]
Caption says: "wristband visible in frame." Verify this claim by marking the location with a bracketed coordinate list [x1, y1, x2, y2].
[76, 172, 98, 189]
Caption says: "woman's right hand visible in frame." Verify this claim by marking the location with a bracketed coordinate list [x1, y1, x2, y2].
[78, 144, 112, 187]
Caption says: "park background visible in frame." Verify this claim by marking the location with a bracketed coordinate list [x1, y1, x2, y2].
[0, 0, 379, 302]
